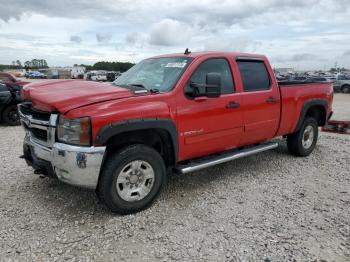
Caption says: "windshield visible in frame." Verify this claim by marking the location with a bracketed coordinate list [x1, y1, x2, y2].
[113, 57, 192, 92]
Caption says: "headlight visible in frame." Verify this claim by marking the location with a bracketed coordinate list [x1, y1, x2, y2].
[57, 116, 91, 146]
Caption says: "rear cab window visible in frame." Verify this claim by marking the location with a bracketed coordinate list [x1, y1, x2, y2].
[237, 60, 271, 92]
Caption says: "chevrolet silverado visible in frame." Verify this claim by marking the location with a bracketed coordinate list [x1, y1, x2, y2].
[19, 51, 333, 214]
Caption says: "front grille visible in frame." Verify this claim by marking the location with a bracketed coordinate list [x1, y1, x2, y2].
[19, 103, 51, 121]
[30, 128, 48, 141]
[19, 102, 57, 147]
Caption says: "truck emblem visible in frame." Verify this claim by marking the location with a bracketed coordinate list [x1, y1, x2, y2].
[76, 152, 87, 169]
[183, 129, 204, 136]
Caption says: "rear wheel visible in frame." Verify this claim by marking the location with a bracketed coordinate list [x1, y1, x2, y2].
[97, 144, 166, 214]
[2, 104, 20, 125]
[341, 85, 350, 93]
[287, 117, 318, 157]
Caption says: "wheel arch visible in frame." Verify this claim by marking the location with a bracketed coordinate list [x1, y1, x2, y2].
[294, 100, 327, 132]
[341, 84, 350, 93]
[95, 118, 178, 167]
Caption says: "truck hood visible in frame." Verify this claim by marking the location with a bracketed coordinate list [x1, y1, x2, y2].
[22, 80, 134, 113]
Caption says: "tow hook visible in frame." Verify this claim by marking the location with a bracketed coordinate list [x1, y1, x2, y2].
[34, 169, 44, 175]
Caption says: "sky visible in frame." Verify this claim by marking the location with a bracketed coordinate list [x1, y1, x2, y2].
[0, 0, 350, 70]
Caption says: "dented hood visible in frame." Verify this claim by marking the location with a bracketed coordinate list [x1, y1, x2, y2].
[22, 80, 134, 113]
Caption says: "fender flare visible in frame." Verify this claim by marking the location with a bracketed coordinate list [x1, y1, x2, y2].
[95, 118, 178, 162]
[294, 99, 328, 132]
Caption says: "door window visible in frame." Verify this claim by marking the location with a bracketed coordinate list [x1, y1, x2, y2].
[237, 60, 270, 91]
[186, 58, 234, 97]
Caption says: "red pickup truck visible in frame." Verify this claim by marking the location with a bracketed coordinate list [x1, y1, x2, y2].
[19, 51, 333, 214]
[0, 72, 30, 87]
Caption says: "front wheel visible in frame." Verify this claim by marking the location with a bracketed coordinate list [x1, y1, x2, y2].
[287, 117, 318, 157]
[97, 144, 166, 214]
[2, 104, 20, 126]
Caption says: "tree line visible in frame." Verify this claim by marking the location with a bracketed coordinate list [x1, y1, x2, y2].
[0, 59, 49, 70]
[1, 59, 134, 72]
[76, 61, 135, 72]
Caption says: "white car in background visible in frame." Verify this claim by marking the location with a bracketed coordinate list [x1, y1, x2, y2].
[90, 71, 107, 81]
[334, 75, 350, 93]
[71, 66, 86, 79]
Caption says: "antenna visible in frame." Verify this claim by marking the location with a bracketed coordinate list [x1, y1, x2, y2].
[184, 48, 191, 55]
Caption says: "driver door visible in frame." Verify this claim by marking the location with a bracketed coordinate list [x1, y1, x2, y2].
[176, 58, 244, 161]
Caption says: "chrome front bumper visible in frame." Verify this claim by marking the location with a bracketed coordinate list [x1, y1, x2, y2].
[24, 132, 106, 189]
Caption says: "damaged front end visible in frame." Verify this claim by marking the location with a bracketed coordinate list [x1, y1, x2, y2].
[18, 103, 106, 189]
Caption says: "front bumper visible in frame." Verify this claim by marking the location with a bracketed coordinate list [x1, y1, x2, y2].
[23, 132, 106, 189]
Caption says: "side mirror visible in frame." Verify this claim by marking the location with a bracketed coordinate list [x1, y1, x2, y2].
[205, 72, 221, 98]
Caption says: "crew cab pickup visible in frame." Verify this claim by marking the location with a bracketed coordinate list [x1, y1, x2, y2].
[19, 51, 333, 214]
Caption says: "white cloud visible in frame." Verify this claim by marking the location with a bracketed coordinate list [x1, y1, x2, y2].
[0, 0, 349, 69]
[149, 19, 191, 46]
[70, 35, 82, 43]
[96, 33, 112, 44]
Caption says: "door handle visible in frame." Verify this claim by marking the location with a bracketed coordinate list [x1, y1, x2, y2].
[266, 97, 278, 103]
[226, 101, 240, 109]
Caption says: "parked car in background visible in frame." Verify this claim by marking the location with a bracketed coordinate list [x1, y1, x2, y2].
[19, 51, 333, 214]
[71, 66, 86, 79]
[292, 76, 308, 82]
[307, 77, 333, 83]
[0, 72, 30, 86]
[84, 72, 92, 80]
[0, 82, 22, 125]
[106, 71, 122, 82]
[333, 75, 350, 93]
[26, 71, 47, 79]
[324, 76, 337, 83]
[90, 71, 107, 81]
[275, 74, 287, 81]
[7, 69, 26, 77]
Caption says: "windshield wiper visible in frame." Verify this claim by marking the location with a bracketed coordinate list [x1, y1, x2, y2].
[130, 83, 146, 89]
[149, 88, 160, 93]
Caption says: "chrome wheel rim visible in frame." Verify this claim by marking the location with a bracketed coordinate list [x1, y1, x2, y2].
[302, 125, 314, 149]
[116, 160, 155, 202]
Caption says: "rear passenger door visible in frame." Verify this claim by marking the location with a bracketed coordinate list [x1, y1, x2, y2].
[237, 59, 280, 145]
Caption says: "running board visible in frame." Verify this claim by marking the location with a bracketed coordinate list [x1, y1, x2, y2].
[175, 142, 278, 174]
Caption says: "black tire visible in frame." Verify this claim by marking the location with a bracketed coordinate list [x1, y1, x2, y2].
[287, 117, 318, 157]
[2, 104, 20, 126]
[341, 85, 350, 93]
[97, 144, 167, 214]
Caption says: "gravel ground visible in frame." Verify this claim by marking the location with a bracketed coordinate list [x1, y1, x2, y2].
[0, 126, 349, 261]
[332, 93, 350, 121]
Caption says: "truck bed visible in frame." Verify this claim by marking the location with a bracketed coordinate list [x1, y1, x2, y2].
[276, 82, 333, 136]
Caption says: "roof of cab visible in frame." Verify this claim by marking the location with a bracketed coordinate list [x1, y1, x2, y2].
[151, 51, 266, 60]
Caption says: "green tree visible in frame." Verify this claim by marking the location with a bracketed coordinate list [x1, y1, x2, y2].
[92, 61, 134, 72]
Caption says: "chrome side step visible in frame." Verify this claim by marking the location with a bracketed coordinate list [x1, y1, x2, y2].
[175, 142, 278, 174]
